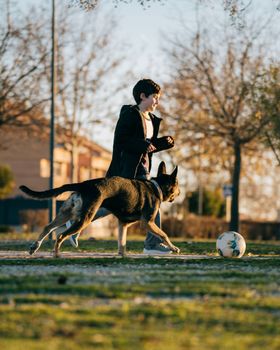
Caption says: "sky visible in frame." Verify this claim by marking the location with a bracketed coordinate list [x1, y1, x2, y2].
[15, 0, 279, 83]
[8, 0, 280, 151]
[17, 0, 200, 79]
[11, 0, 201, 149]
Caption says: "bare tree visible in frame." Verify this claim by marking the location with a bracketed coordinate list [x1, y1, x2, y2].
[1, 1, 124, 171]
[199, 0, 280, 29]
[68, 0, 166, 11]
[161, 21, 277, 231]
[69, 0, 280, 22]
[0, 3, 51, 137]
[53, 4, 122, 181]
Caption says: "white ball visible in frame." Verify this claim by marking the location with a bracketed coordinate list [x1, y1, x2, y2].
[216, 231, 246, 258]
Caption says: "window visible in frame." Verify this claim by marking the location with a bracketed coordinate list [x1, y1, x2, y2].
[40, 159, 50, 178]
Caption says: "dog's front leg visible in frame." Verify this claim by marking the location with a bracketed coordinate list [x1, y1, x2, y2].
[145, 221, 180, 254]
[118, 222, 128, 257]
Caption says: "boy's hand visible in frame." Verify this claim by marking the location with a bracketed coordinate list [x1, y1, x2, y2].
[147, 136, 174, 153]
[147, 143, 157, 153]
[166, 136, 174, 145]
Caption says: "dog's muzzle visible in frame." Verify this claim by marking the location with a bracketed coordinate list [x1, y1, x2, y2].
[168, 188, 180, 202]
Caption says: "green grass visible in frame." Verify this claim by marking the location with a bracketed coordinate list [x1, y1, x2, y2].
[1, 234, 280, 256]
[0, 238, 280, 350]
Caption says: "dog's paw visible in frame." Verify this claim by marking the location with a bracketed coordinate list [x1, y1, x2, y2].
[118, 251, 126, 257]
[171, 245, 180, 254]
[29, 241, 40, 255]
[118, 246, 126, 257]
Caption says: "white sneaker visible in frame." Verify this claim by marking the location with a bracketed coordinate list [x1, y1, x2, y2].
[66, 221, 79, 248]
[69, 234, 79, 248]
[143, 243, 172, 255]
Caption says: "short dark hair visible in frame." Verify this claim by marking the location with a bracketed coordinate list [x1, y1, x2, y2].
[132, 79, 161, 104]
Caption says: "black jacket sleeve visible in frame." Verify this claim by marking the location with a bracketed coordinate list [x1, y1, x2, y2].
[152, 136, 175, 153]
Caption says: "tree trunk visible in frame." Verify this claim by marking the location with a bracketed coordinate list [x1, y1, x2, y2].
[230, 142, 242, 232]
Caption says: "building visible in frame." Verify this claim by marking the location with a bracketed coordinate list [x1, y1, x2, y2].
[0, 125, 117, 236]
[0, 125, 111, 196]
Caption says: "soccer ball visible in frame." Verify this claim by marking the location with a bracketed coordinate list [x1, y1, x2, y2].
[216, 231, 246, 258]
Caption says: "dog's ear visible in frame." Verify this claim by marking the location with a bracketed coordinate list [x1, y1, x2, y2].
[171, 166, 178, 179]
[157, 161, 166, 176]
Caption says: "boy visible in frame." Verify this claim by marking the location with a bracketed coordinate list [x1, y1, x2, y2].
[70, 78, 175, 254]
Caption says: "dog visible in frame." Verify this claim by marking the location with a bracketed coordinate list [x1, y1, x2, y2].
[19, 161, 180, 257]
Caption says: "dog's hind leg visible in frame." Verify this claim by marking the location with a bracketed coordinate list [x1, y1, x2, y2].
[54, 220, 85, 257]
[29, 210, 71, 255]
[67, 207, 112, 246]
[54, 199, 103, 257]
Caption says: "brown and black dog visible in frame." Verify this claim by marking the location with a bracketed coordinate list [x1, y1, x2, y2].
[19, 161, 180, 257]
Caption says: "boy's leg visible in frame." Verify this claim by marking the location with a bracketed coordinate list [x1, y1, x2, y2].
[69, 207, 111, 248]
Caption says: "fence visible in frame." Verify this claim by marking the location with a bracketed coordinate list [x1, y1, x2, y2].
[0, 197, 63, 226]
[162, 215, 280, 241]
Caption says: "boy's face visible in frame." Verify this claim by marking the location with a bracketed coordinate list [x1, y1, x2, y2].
[140, 92, 160, 112]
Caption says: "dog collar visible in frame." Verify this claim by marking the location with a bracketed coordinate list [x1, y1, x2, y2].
[150, 179, 163, 202]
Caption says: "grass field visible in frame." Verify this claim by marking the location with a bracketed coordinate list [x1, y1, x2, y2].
[0, 236, 280, 350]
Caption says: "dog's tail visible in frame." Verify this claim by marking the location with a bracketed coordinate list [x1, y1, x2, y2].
[19, 183, 80, 199]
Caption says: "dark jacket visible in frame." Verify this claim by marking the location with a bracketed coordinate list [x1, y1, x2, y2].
[106, 105, 174, 178]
